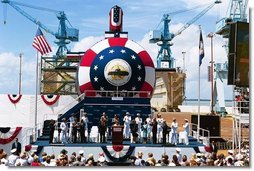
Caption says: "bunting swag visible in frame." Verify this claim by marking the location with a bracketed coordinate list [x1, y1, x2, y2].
[0, 127, 22, 144]
[41, 95, 60, 106]
[7, 94, 22, 104]
[101, 145, 135, 163]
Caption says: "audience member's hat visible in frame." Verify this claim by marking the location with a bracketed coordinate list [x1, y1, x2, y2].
[11, 148, 17, 153]
[228, 150, 234, 154]
[137, 113, 141, 116]
[98, 156, 106, 162]
[25, 145, 32, 152]
[126, 112, 130, 115]
[196, 153, 201, 157]
[79, 150, 84, 155]
[176, 148, 181, 152]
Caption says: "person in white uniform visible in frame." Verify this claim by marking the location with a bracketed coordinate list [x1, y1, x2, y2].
[156, 113, 164, 143]
[123, 112, 131, 139]
[81, 112, 89, 142]
[170, 118, 178, 145]
[135, 113, 142, 143]
[182, 119, 190, 145]
[145, 114, 153, 143]
[69, 114, 75, 142]
[60, 118, 69, 144]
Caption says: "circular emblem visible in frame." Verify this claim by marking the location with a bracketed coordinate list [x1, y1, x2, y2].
[104, 59, 132, 86]
[78, 37, 156, 97]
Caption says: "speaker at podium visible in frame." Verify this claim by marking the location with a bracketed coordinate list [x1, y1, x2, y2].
[112, 125, 124, 145]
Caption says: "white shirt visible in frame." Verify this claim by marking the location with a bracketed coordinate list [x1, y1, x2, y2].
[183, 122, 189, 134]
[15, 158, 28, 166]
[60, 122, 68, 132]
[171, 121, 178, 133]
[81, 116, 89, 129]
[135, 117, 142, 129]
[7, 154, 18, 166]
[123, 115, 131, 125]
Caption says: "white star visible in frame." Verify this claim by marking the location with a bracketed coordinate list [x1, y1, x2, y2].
[94, 77, 98, 82]
[138, 76, 142, 81]
[99, 55, 104, 60]
[100, 87, 104, 91]
[94, 65, 98, 71]
[132, 86, 136, 91]
[120, 49, 126, 53]
[131, 55, 136, 60]
[137, 65, 142, 70]
[109, 49, 114, 54]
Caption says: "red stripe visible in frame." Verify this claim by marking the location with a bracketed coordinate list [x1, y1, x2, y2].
[79, 82, 96, 96]
[138, 51, 154, 67]
[139, 82, 153, 97]
[8, 94, 22, 104]
[0, 127, 22, 145]
[80, 49, 97, 67]
[108, 38, 128, 47]
[41, 95, 60, 106]
[32, 35, 51, 55]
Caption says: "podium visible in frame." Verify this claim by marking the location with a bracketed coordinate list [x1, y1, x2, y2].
[112, 125, 124, 145]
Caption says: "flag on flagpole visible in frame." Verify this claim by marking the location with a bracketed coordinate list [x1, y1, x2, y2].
[32, 28, 52, 55]
[199, 28, 204, 66]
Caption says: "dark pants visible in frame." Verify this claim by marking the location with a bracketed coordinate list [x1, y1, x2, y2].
[162, 133, 167, 145]
[79, 130, 85, 143]
[100, 131, 106, 143]
[152, 131, 157, 144]
[49, 129, 54, 143]
[72, 129, 77, 143]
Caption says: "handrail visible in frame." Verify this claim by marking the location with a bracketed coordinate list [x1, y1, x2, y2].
[83, 90, 151, 98]
[190, 122, 210, 144]
[54, 92, 85, 117]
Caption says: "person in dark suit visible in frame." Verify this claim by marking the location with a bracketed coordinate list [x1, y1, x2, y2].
[12, 138, 21, 155]
[152, 118, 158, 144]
[49, 119, 56, 144]
[98, 113, 108, 143]
[162, 120, 170, 145]
[130, 119, 138, 143]
[211, 141, 218, 154]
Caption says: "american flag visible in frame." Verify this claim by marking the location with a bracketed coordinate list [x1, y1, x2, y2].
[32, 28, 52, 55]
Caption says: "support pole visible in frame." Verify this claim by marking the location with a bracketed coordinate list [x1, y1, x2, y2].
[34, 51, 39, 140]
[18, 53, 23, 94]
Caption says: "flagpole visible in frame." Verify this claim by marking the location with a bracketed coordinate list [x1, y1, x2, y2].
[197, 61, 200, 143]
[34, 51, 39, 141]
[197, 25, 202, 143]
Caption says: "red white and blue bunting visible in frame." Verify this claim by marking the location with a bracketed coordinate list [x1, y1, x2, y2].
[101, 145, 135, 162]
[41, 95, 60, 106]
[0, 127, 22, 144]
[7, 94, 22, 104]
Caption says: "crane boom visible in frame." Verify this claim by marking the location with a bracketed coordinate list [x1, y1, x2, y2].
[2, 0, 79, 57]
[3, 0, 55, 36]
[149, 0, 221, 69]
[175, 0, 221, 36]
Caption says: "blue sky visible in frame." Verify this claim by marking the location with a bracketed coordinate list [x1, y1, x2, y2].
[0, 0, 251, 100]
